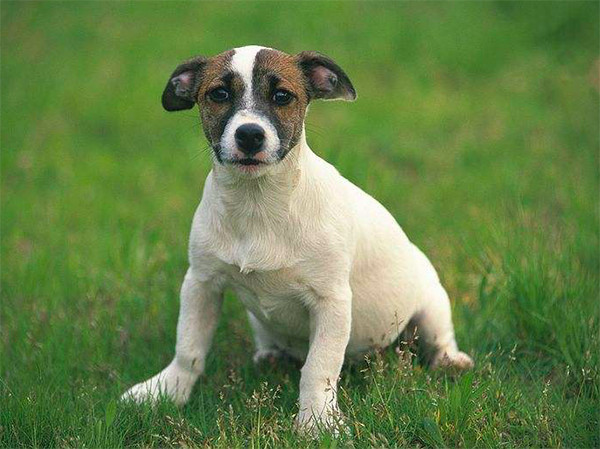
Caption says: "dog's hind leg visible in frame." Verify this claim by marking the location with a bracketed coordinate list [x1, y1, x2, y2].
[247, 311, 284, 364]
[411, 247, 474, 371]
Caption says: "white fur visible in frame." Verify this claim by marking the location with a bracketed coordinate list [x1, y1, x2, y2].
[230, 45, 264, 106]
[122, 50, 473, 433]
[220, 109, 280, 163]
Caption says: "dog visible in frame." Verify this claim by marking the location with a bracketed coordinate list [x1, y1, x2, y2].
[121, 45, 473, 432]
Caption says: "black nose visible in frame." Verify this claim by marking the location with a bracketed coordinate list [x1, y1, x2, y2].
[235, 123, 265, 155]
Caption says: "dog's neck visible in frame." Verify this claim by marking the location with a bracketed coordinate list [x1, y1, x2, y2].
[207, 130, 313, 271]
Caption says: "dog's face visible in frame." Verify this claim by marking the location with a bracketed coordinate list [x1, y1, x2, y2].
[162, 46, 356, 175]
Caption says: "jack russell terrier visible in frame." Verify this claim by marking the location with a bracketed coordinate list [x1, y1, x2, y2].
[122, 45, 473, 432]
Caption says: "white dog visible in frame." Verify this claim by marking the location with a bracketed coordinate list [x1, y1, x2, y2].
[122, 45, 473, 432]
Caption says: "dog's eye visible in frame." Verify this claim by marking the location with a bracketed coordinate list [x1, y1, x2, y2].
[207, 87, 230, 103]
[272, 90, 293, 106]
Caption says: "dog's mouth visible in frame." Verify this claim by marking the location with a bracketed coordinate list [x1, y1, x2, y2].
[233, 158, 264, 166]
[227, 157, 269, 174]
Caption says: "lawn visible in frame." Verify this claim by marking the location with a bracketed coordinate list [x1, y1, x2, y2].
[1, 2, 598, 447]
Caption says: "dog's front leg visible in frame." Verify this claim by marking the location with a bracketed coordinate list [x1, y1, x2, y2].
[121, 268, 222, 405]
[296, 284, 352, 434]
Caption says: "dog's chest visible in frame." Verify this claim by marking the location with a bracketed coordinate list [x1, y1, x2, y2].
[224, 262, 312, 337]
[191, 180, 319, 336]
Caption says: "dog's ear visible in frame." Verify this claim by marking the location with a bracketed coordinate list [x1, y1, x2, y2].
[162, 55, 208, 111]
[297, 51, 356, 102]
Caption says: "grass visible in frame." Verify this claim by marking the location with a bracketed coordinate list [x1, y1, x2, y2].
[1, 2, 598, 447]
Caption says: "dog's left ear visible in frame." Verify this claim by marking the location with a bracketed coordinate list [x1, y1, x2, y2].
[161, 55, 207, 111]
[297, 51, 357, 102]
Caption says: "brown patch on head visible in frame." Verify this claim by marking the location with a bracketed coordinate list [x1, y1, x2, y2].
[194, 50, 239, 149]
[195, 50, 235, 97]
[161, 50, 239, 155]
[251, 49, 310, 157]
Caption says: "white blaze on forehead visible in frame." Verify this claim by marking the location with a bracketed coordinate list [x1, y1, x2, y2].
[231, 45, 268, 104]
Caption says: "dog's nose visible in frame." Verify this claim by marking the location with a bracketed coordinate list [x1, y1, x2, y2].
[235, 124, 265, 155]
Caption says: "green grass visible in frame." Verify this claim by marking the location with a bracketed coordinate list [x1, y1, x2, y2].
[1, 2, 599, 447]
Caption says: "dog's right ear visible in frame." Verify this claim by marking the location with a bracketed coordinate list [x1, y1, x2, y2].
[161, 56, 207, 111]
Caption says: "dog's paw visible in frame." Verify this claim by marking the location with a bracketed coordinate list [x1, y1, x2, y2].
[294, 408, 348, 438]
[121, 364, 196, 406]
[253, 348, 283, 365]
[431, 349, 474, 371]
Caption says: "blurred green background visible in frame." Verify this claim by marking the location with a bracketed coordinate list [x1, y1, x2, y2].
[1, 2, 598, 448]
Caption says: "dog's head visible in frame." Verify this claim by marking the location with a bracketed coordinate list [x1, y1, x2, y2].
[162, 46, 356, 175]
